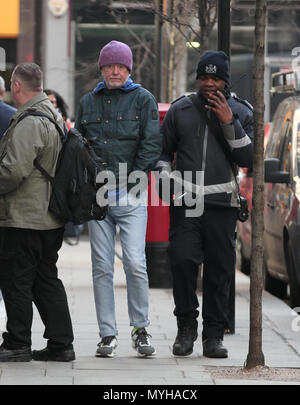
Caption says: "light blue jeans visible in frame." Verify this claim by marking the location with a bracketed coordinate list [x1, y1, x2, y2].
[88, 199, 150, 338]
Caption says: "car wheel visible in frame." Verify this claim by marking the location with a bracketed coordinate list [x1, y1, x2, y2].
[264, 261, 287, 300]
[236, 236, 250, 275]
[286, 240, 300, 308]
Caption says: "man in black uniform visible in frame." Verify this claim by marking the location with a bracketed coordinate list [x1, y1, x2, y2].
[157, 50, 253, 358]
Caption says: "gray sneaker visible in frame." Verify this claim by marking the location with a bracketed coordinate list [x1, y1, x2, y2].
[96, 336, 117, 358]
[131, 328, 156, 357]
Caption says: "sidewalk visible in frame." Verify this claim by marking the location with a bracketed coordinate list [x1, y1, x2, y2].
[0, 236, 300, 386]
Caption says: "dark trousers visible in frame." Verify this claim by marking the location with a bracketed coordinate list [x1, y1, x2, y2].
[0, 227, 74, 350]
[169, 205, 237, 340]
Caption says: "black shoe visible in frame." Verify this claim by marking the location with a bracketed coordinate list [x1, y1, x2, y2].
[172, 318, 198, 356]
[203, 338, 228, 358]
[0, 345, 32, 362]
[32, 347, 75, 362]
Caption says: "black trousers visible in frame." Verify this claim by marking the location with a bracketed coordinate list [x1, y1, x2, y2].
[169, 205, 237, 340]
[0, 227, 74, 350]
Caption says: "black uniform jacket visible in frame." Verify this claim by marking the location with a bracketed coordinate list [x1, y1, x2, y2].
[159, 94, 253, 208]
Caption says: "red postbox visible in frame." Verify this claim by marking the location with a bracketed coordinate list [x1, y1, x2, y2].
[145, 103, 172, 288]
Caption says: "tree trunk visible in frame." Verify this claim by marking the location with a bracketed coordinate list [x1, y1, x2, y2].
[175, 33, 187, 99]
[245, 0, 267, 369]
[198, 0, 217, 54]
[168, 22, 176, 101]
[167, 0, 176, 101]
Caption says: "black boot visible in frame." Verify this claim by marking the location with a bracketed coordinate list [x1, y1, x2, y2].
[172, 317, 198, 356]
[203, 337, 228, 358]
[0, 344, 32, 362]
[32, 347, 75, 362]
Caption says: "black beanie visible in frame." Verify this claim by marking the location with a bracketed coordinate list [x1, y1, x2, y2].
[196, 50, 230, 83]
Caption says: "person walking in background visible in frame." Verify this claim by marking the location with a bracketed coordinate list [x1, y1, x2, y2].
[0, 63, 74, 362]
[0, 75, 16, 332]
[0, 76, 16, 141]
[157, 51, 253, 359]
[75, 40, 161, 358]
[44, 88, 72, 130]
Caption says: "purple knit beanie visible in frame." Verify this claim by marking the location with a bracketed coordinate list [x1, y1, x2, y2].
[98, 41, 133, 72]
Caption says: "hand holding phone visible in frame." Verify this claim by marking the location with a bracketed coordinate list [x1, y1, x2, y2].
[205, 90, 233, 124]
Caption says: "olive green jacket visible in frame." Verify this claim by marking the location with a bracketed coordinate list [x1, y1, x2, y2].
[0, 93, 65, 230]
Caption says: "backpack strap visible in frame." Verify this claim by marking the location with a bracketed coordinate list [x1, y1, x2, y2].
[16, 110, 68, 184]
[33, 159, 54, 185]
[17, 110, 67, 141]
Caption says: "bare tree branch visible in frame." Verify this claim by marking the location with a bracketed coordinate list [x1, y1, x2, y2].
[108, 6, 156, 58]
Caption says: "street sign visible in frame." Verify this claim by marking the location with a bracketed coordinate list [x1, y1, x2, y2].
[48, 0, 68, 17]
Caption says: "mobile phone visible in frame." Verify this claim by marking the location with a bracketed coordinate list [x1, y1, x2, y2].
[206, 90, 217, 107]
[221, 86, 231, 98]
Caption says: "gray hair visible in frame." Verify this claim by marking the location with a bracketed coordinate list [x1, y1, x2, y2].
[0, 76, 5, 93]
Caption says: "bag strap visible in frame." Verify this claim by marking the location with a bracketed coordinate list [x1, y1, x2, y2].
[189, 93, 238, 177]
[16, 110, 68, 185]
[17, 110, 67, 141]
[189, 93, 242, 204]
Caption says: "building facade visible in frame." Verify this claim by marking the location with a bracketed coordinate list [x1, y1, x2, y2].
[1, 0, 300, 121]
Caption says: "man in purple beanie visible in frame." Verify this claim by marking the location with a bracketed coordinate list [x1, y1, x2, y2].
[75, 41, 161, 358]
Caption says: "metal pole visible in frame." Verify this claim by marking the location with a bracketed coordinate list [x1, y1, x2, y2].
[218, 0, 231, 60]
[217, 0, 235, 334]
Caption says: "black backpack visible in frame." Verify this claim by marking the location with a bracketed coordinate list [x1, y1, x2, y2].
[18, 110, 108, 225]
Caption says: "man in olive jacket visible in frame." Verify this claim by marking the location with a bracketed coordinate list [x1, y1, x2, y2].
[75, 41, 161, 358]
[0, 63, 74, 362]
